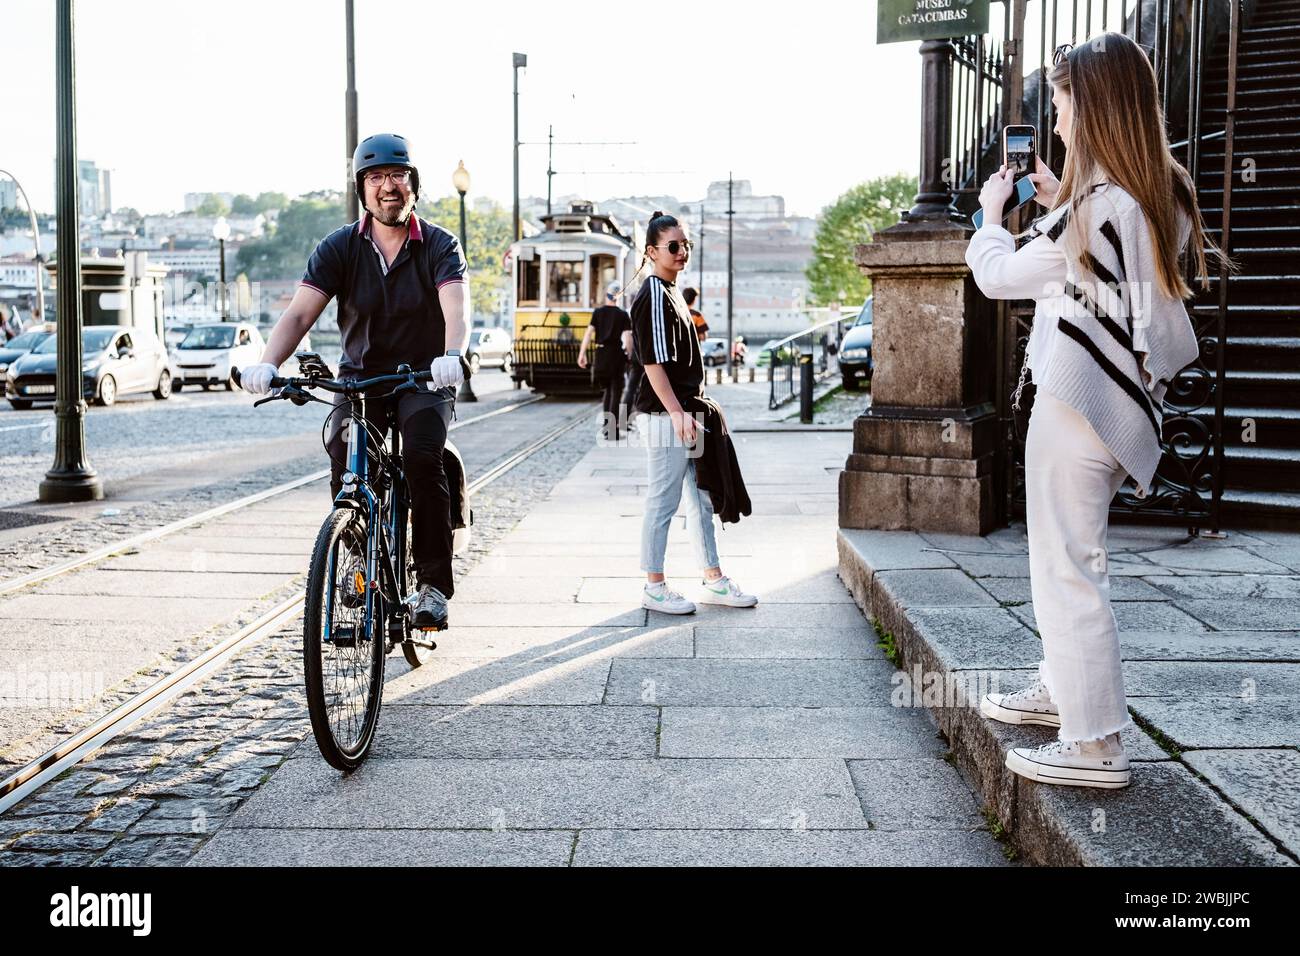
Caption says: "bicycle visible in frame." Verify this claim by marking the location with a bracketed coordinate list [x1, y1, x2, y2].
[233, 354, 471, 772]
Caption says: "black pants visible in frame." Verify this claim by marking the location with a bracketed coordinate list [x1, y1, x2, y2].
[326, 387, 456, 598]
[596, 362, 626, 438]
[623, 360, 642, 423]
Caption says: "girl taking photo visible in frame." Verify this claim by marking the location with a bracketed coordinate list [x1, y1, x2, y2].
[630, 212, 758, 615]
[965, 34, 1225, 789]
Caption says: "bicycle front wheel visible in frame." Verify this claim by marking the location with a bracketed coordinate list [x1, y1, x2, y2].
[303, 508, 386, 772]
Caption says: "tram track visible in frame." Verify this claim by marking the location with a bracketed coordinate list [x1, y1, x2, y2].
[0, 404, 593, 814]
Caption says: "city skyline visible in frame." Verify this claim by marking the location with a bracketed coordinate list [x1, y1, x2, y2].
[2, 0, 923, 220]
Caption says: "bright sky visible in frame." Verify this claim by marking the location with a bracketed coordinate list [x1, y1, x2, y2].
[2, 0, 923, 219]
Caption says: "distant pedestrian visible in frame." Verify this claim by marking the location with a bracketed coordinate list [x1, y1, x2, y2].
[731, 335, 747, 366]
[578, 281, 632, 441]
[682, 287, 708, 343]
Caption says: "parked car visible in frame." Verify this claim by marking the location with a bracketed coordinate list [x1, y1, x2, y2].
[7, 325, 171, 409]
[701, 337, 728, 367]
[0, 328, 55, 381]
[171, 322, 265, 391]
[838, 296, 873, 391]
[467, 327, 513, 374]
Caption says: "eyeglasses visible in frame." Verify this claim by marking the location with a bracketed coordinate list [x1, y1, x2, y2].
[363, 169, 412, 187]
[655, 239, 693, 255]
[1052, 42, 1073, 66]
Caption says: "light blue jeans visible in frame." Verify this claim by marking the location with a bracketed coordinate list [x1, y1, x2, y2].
[639, 412, 720, 574]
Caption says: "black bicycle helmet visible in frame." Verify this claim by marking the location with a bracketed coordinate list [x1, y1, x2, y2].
[352, 132, 421, 204]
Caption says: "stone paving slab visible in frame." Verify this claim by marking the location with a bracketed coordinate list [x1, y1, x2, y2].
[693, 625, 876, 659]
[0, 593, 251, 625]
[428, 624, 695, 660]
[1143, 574, 1300, 601]
[1009, 600, 1212, 634]
[33, 569, 293, 600]
[191, 828, 576, 866]
[659, 706, 946, 759]
[381, 657, 615, 706]
[570, 828, 1011, 867]
[905, 607, 1044, 670]
[847, 758, 987, 830]
[142, 534, 315, 555]
[605, 659, 900, 707]
[102, 551, 308, 574]
[1117, 630, 1300, 662]
[452, 603, 646, 628]
[367, 705, 659, 759]
[228, 758, 874, 831]
[1128, 697, 1300, 748]
[1182, 749, 1300, 856]
[1174, 599, 1300, 631]
[977, 575, 1169, 603]
[1121, 661, 1300, 697]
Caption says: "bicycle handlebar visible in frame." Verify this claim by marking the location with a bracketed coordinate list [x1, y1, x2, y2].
[231, 365, 434, 396]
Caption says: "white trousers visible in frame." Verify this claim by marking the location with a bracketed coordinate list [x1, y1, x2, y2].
[1024, 390, 1133, 742]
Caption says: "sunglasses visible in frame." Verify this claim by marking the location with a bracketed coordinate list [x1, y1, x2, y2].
[654, 239, 693, 255]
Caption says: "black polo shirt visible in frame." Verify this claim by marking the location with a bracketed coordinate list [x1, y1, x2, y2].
[301, 212, 467, 375]
[631, 274, 704, 414]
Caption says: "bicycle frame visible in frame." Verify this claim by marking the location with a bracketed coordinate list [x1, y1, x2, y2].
[326, 394, 411, 648]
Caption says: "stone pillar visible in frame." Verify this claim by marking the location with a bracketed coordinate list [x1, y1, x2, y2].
[838, 221, 999, 535]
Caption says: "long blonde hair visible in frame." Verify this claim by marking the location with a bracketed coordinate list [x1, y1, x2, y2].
[1049, 33, 1231, 298]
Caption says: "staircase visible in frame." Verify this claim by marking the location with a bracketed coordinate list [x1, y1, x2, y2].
[1196, 0, 1300, 523]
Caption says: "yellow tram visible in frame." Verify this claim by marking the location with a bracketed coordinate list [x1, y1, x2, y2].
[508, 201, 640, 393]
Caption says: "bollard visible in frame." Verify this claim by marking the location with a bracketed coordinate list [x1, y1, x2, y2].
[799, 350, 814, 424]
[458, 365, 478, 402]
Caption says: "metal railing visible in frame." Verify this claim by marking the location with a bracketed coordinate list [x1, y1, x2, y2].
[764, 315, 856, 410]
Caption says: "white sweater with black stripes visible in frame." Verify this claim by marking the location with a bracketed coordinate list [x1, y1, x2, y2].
[965, 183, 1200, 496]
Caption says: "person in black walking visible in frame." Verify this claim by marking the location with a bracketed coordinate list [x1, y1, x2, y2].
[579, 281, 632, 440]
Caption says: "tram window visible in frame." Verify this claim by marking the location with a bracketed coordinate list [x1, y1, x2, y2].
[548, 261, 584, 306]
[590, 255, 617, 303]
[518, 259, 540, 306]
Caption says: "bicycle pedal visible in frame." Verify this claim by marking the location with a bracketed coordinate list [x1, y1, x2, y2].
[415, 623, 447, 633]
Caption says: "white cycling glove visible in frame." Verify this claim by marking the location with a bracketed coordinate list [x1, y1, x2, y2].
[428, 355, 465, 390]
[240, 362, 278, 395]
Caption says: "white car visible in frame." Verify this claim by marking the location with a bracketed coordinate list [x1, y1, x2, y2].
[171, 322, 265, 391]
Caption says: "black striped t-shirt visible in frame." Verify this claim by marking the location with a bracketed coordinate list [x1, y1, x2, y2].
[630, 274, 704, 414]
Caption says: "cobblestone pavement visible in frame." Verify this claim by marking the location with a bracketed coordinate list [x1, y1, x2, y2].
[0, 410, 598, 866]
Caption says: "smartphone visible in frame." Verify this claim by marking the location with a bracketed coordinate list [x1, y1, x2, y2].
[971, 176, 1037, 230]
[1002, 125, 1036, 178]
[294, 351, 333, 378]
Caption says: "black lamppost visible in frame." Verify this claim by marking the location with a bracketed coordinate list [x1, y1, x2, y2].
[453, 161, 476, 403]
[344, 0, 359, 223]
[213, 216, 230, 321]
[41, 0, 102, 503]
[726, 172, 734, 379]
[512, 52, 527, 241]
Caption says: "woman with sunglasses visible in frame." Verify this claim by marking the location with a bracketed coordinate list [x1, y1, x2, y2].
[965, 35, 1225, 789]
[630, 212, 758, 615]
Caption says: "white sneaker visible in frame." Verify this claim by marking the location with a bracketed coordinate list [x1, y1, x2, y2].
[642, 582, 696, 615]
[981, 676, 1060, 728]
[1005, 735, 1131, 789]
[698, 575, 758, 607]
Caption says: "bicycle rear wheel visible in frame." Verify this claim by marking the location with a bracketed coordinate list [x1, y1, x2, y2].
[303, 508, 386, 772]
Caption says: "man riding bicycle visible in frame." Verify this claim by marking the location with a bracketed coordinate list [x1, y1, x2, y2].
[241, 132, 470, 631]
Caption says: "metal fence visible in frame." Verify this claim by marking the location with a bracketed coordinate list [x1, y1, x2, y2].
[764, 314, 857, 410]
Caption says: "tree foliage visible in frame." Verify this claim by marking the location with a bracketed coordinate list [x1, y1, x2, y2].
[418, 195, 513, 319]
[806, 173, 917, 306]
[194, 193, 230, 218]
[235, 192, 345, 280]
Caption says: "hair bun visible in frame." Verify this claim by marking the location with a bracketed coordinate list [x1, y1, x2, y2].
[651, 210, 664, 218]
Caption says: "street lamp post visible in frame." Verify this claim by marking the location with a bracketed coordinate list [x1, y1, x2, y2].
[344, 0, 359, 223]
[0, 169, 46, 327]
[213, 217, 230, 321]
[452, 161, 476, 403]
[512, 52, 527, 241]
[726, 172, 734, 380]
[41, 0, 102, 503]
